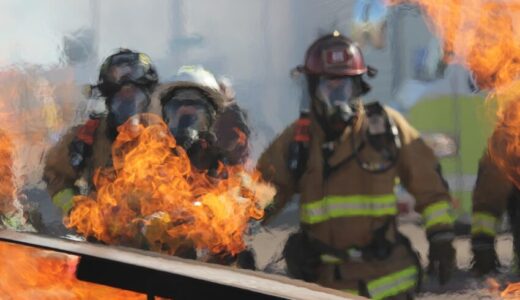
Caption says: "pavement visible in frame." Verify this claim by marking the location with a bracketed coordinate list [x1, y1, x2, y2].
[251, 199, 520, 299]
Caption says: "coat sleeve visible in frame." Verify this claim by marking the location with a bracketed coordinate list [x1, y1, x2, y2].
[472, 151, 513, 238]
[388, 108, 454, 235]
[256, 124, 298, 224]
[43, 127, 80, 212]
[214, 103, 251, 165]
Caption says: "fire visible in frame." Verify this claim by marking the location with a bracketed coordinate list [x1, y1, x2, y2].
[502, 282, 520, 299]
[0, 68, 80, 229]
[0, 68, 79, 188]
[65, 114, 274, 257]
[386, 1, 520, 296]
[233, 127, 248, 146]
[0, 241, 146, 299]
[387, 0, 520, 91]
[388, 0, 520, 189]
[0, 129, 16, 215]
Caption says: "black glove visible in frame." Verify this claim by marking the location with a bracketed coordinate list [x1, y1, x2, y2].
[427, 231, 455, 285]
[237, 248, 257, 270]
[471, 235, 499, 275]
[283, 231, 321, 282]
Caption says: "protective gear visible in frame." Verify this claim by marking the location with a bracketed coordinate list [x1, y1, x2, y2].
[45, 49, 158, 215]
[354, 102, 401, 174]
[471, 235, 499, 275]
[316, 77, 358, 105]
[299, 32, 368, 77]
[212, 102, 250, 165]
[295, 32, 375, 138]
[106, 84, 151, 133]
[283, 231, 321, 282]
[257, 105, 454, 296]
[163, 97, 214, 149]
[157, 82, 225, 170]
[315, 77, 359, 127]
[287, 111, 311, 180]
[173, 65, 220, 91]
[97, 49, 158, 97]
[164, 66, 249, 164]
[471, 151, 519, 275]
[44, 117, 114, 209]
[427, 231, 456, 285]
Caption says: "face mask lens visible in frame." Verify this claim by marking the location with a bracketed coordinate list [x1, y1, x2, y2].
[106, 63, 146, 85]
[316, 77, 355, 106]
[109, 85, 149, 126]
[163, 102, 210, 136]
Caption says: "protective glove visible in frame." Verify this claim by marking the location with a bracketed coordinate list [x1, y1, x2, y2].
[471, 235, 499, 275]
[427, 231, 455, 285]
[283, 231, 321, 282]
[236, 248, 257, 270]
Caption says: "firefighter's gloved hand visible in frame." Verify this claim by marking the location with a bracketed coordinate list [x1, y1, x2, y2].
[471, 235, 499, 275]
[427, 231, 455, 285]
[283, 231, 321, 282]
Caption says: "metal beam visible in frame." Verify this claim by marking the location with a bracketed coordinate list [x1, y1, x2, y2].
[0, 230, 362, 300]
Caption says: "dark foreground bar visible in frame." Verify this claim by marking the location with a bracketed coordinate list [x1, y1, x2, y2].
[0, 230, 362, 300]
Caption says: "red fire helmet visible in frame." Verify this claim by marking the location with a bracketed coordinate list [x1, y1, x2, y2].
[300, 31, 368, 77]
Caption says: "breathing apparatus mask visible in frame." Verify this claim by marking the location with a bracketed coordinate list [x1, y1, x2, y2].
[161, 88, 219, 169]
[97, 50, 158, 139]
[311, 76, 364, 137]
[106, 84, 151, 139]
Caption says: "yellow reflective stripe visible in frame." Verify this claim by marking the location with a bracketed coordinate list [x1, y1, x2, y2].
[52, 188, 75, 214]
[422, 200, 454, 229]
[320, 254, 342, 264]
[301, 194, 397, 224]
[367, 266, 418, 300]
[471, 212, 497, 237]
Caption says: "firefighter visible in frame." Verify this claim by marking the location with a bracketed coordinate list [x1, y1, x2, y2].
[471, 151, 519, 275]
[43, 48, 159, 215]
[154, 79, 255, 269]
[156, 80, 227, 172]
[256, 32, 456, 299]
[152, 66, 251, 169]
[160, 65, 250, 166]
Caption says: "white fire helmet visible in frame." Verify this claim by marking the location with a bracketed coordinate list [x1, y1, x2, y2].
[174, 65, 220, 91]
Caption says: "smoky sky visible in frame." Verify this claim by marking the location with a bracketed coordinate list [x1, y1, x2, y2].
[0, 0, 475, 160]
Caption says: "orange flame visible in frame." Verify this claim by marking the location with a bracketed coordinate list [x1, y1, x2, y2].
[502, 282, 520, 299]
[0, 129, 16, 215]
[0, 68, 78, 188]
[387, 1, 520, 187]
[233, 127, 248, 147]
[65, 114, 274, 257]
[387, 0, 520, 90]
[0, 241, 146, 299]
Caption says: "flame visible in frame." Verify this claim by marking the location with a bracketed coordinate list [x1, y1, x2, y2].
[0, 129, 16, 215]
[502, 282, 520, 299]
[0, 67, 80, 228]
[387, 0, 520, 186]
[0, 241, 146, 299]
[0, 68, 78, 189]
[233, 127, 248, 146]
[388, 0, 520, 90]
[65, 114, 274, 257]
